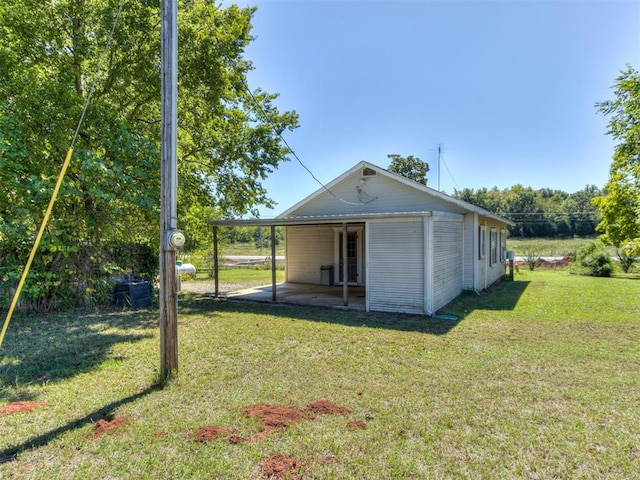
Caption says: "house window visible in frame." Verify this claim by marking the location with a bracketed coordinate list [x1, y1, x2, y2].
[479, 226, 486, 259]
[500, 229, 507, 261]
[490, 228, 498, 266]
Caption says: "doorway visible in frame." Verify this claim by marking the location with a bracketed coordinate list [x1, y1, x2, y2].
[334, 226, 364, 285]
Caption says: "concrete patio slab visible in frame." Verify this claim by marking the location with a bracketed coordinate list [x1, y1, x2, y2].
[226, 283, 366, 311]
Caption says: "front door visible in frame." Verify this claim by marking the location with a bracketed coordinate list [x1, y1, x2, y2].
[338, 232, 358, 284]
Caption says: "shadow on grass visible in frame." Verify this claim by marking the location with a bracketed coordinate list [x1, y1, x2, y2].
[0, 383, 162, 464]
[179, 279, 531, 334]
[178, 291, 488, 336]
[438, 279, 531, 320]
[0, 309, 156, 399]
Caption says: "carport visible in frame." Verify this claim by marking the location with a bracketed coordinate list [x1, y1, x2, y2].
[209, 215, 370, 308]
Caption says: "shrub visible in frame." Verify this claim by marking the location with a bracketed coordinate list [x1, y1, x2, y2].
[523, 249, 540, 271]
[573, 241, 614, 277]
[617, 248, 636, 273]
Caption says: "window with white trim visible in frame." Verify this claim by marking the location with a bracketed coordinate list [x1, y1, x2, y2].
[479, 225, 486, 259]
[500, 229, 507, 262]
[490, 228, 498, 266]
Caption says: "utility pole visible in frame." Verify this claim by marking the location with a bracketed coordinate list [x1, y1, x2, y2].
[160, 0, 182, 379]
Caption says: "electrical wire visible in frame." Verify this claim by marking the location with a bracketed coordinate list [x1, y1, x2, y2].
[238, 78, 369, 206]
[439, 151, 459, 190]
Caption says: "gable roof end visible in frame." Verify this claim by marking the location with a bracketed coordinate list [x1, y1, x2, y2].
[278, 161, 515, 226]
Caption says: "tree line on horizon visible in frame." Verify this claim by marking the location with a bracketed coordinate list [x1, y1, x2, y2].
[453, 184, 601, 238]
[385, 154, 602, 239]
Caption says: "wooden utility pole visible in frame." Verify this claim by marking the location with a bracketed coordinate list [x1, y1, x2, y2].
[160, 0, 180, 379]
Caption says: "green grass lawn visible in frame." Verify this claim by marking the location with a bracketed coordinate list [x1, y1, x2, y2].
[1, 270, 639, 479]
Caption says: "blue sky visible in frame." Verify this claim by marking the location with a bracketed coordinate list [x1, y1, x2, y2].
[230, 0, 639, 217]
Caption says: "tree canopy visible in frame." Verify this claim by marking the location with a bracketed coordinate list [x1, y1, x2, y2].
[387, 154, 429, 185]
[454, 184, 601, 238]
[593, 66, 640, 256]
[0, 1, 298, 309]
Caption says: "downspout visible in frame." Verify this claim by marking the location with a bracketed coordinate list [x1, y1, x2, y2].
[424, 214, 434, 315]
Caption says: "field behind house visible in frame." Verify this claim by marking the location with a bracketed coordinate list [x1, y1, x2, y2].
[506, 236, 598, 257]
[1, 270, 639, 479]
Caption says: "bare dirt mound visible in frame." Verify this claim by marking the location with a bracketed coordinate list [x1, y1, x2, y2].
[245, 404, 314, 430]
[93, 417, 130, 439]
[260, 452, 304, 479]
[346, 420, 366, 430]
[305, 400, 351, 415]
[1, 401, 48, 416]
[195, 425, 231, 442]
[195, 401, 354, 444]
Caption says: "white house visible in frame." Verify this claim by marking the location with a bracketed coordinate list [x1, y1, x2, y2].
[210, 161, 515, 315]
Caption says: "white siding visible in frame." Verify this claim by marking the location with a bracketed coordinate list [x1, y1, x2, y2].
[476, 217, 507, 289]
[432, 216, 464, 311]
[285, 226, 334, 284]
[290, 171, 467, 217]
[368, 220, 425, 314]
[462, 213, 476, 290]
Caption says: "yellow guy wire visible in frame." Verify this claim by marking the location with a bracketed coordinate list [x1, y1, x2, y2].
[0, 148, 74, 349]
[0, 0, 124, 350]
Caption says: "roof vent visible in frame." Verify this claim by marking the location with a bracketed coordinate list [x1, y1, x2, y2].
[362, 167, 377, 176]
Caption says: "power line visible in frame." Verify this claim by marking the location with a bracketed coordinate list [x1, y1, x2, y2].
[439, 149, 459, 190]
[239, 80, 367, 207]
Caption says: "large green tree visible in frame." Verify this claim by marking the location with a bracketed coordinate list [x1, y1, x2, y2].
[593, 66, 640, 256]
[0, 0, 298, 309]
[387, 154, 429, 185]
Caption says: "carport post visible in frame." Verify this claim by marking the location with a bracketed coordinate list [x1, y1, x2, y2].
[213, 226, 219, 298]
[271, 225, 277, 302]
[343, 222, 349, 306]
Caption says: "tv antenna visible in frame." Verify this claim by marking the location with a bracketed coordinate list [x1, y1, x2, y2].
[432, 143, 459, 192]
[430, 143, 445, 190]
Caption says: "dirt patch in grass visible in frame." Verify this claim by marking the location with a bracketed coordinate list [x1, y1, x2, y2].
[1, 401, 48, 415]
[245, 403, 315, 430]
[260, 452, 304, 479]
[305, 400, 351, 415]
[93, 417, 130, 438]
[346, 420, 366, 430]
[193, 400, 353, 445]
[195, 425, 232, 442]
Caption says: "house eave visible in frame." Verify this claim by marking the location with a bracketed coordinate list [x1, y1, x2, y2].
[209, 211, 434, 227]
